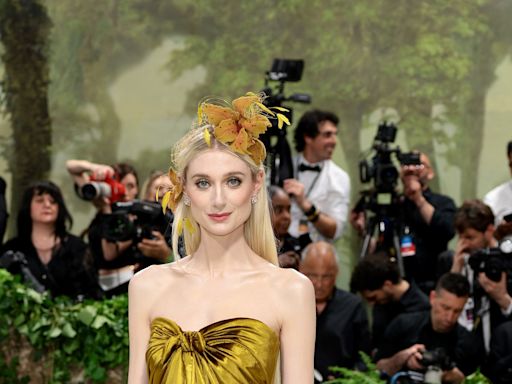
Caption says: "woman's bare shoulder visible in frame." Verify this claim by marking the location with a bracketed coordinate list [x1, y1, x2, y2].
[268, 267, 314, 301]
[129, 258, 189, 292]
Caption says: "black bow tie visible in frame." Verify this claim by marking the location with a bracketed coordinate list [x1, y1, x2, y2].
[298, 163, 321, 173]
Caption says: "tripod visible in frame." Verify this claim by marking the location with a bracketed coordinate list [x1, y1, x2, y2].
[359, 204, 406, 278]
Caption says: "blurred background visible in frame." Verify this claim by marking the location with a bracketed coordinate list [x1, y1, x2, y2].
[1, 0, 511, 286]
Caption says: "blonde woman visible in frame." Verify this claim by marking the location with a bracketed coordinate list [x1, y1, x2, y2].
[128, 93, 315, 383]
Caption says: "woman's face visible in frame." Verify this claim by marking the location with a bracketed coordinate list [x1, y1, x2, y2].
[145, 175, 172, 202]
[31, 193, 58, 225]
[121, 173, 139, 201]
[271, 191, 291, 237]
[185, 149, 261, 238]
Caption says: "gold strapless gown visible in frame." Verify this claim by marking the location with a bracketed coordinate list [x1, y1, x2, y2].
[146, 317, 280, 383]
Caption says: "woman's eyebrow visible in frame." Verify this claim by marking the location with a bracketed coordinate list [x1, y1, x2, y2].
[190, 171, 246, 179]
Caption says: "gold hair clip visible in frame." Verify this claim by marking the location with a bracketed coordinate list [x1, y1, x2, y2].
[198, 92, 290, 165]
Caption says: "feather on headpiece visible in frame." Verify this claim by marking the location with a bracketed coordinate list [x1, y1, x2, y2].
[198, 92, 290, 165]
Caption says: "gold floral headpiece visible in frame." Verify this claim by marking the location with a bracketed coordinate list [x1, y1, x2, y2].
[160, 169, 195, 235]
[198, 92, 290, 165]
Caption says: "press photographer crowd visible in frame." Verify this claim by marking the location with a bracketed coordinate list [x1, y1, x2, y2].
[1, 61, 512, 384]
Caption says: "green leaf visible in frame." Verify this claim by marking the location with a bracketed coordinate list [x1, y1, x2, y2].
[77, 305, 97, 326]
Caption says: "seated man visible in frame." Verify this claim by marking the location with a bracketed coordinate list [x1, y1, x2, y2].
[350, 251, 430, 351]
[300, 241, 370, 381]
[374, 273, 482, 383]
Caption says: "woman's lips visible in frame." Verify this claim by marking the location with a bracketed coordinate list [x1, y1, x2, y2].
[208, 212, 231, 222]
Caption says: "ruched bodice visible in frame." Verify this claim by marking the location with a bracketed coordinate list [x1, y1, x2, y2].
[146, 317, 280, 383]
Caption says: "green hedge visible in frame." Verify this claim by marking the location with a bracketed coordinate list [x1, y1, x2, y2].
[0, 269, 128, 383]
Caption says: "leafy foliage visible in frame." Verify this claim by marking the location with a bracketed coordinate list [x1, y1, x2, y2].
[324, 352, 492, 384]
[324, 352, 385, 384]
[0, 269, 128, 383]
[464, 369, 492, 384]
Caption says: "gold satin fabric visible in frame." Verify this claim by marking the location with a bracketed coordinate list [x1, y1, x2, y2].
[146, 317, 280, 383]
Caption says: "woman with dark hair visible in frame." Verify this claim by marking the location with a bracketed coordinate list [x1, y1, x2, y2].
[0, 181, 100, 299]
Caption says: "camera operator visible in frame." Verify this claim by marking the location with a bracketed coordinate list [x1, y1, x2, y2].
[67, 160, 168, 297]
[283, 110, 350, 243]
[351, 152, 456, 293]
[484, 140, 512, 225]
[269, 185, 311, 269]
[0, 176, 8, 245]
[446, 200, 512, 354]
[374, 273, 482, 383]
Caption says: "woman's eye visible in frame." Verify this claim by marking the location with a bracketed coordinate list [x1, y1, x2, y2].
[227, 177, 241, 187]
[196, 179, 209, 189]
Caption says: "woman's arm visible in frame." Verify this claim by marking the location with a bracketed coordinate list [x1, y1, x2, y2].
[279, 271, 316, 384]
[127, 271, 153, 384]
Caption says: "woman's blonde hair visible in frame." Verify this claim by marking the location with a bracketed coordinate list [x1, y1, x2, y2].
[170, 126, 278, 265]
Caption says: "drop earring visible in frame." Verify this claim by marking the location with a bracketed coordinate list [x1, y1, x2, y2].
[251, 195, 257, 205]
[183, 195, 191, 206]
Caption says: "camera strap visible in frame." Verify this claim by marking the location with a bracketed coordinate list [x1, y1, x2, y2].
[295, 157, 323, 198]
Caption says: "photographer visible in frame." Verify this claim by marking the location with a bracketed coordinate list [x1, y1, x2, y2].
[447, 200, 512, 353]
[351, 152, 456, 293]
[283, 110, 350, 243]
[0, 181, 100, 299]
[269, 185, 311, 269]
[375, 273, 482, 383]
[67, 160, 169, 297]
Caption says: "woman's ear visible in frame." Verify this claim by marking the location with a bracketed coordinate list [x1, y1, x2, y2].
[253, 169, 264, 195]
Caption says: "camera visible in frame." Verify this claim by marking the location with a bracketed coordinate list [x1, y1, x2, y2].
[78, 174, 126, 203]
[420, 348, 454, 384]
[468, 235, 512, 282]
[101, 200, 172, 245]
[280, 233, 312, 255]
[356, 122, 421, 216]
[260, 58, 311, 186]
[359, 122, 420, 194]
[421, 348, 454, 370]
[0, 250, 46, 293]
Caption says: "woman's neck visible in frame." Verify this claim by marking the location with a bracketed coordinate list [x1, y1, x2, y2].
[31, 222, 56, 239]
[188, 227, 258, 277]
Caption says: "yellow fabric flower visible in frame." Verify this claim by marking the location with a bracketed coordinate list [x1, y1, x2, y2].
[198, 92, 290, 165]
[161, 169, 182, 213]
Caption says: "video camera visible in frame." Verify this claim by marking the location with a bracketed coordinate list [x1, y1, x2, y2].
[101, 200, 172, 245]
[356, 122, 420, 215]
[78, 174, 126, 203]
[468, 235, 512, 282]
[260, 58, 311, 186]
